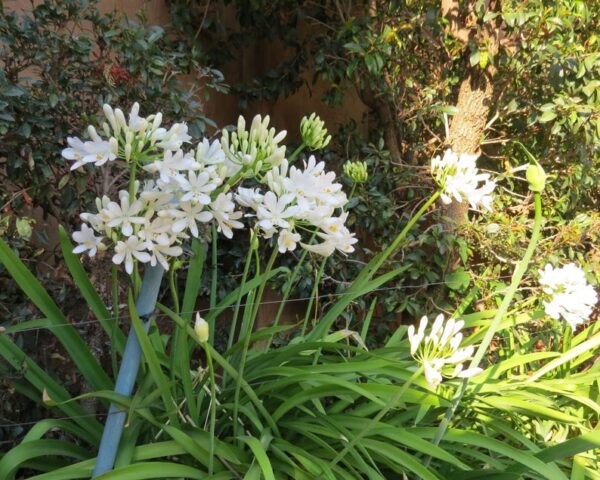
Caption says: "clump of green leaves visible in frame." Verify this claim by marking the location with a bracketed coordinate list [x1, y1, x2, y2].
[0, 0, 226, 225]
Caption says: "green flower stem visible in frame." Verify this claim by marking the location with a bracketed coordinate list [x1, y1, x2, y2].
[209, 224, 218, 344]
[369, 190, 441, 279]
[232, 247, 278, 438]
[227, 239, 255, 351]
[110, 264, 119, 375]
[301, 257, 327, 337]
[128, 161, 137, 201]
[265, 238, 314, 351]
[203, 342, 217, 476]
[330, 366, 424, 468]
[169, 263, 180, 315]
[349, 183, 357, 201]
[428, 192, 543, 455]
[288, 142, 306, 163]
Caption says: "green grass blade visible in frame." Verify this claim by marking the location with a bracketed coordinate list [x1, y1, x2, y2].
[128, 291, 179, 426]
[0, 236, 112, 391]
[58, 225, 125, 354]
[239, 436, 275, 480]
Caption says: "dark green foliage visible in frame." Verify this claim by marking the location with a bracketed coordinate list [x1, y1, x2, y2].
[0, 0, 225, 223]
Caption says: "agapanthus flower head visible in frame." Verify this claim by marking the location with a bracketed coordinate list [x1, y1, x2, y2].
[407, 314, 482, 388]
[220, 115, 287, 176]
[431, 149, 496, 211]
[66, 103, 246, 274]
[65, 105, 355, 275]
[538, 263, 597, 330]
[241, 155, 356, 257]
[343, 160, 369, 184]
[300, 113, 331, 150]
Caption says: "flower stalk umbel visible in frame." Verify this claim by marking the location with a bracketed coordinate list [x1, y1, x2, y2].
[63, 103, 354, 476]
[408, 314, 483, 388]
[329, 148, 499, 468]
[427, 177, 545, 460]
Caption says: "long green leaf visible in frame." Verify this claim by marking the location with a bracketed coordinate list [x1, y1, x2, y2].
[0, 439, 90, 480]
[239, 436, 275, 480]
[0, 236, 112, 391]
[58, 226, 125, 354]
[128, 292, 179, 426]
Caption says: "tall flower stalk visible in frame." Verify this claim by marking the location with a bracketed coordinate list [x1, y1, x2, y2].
[428, 190, 544, 455]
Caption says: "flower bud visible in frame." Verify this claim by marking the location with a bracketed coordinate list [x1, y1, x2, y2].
[343, 160, 369, 184]
[194, 313, 209, 343]
[526, 163, 546, 192]
[300, 113, 331, 150]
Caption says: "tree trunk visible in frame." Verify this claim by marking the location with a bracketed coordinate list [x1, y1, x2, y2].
[444, 67, 495, 225]
[356, 81, 403, 163]
[440, 0, 502, 227]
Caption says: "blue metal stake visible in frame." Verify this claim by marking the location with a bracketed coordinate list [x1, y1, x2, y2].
[92, 264, 164, 477]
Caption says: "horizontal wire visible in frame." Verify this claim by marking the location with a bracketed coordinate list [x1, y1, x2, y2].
[0, 325, 565, 434]
[1, 275, 517, 335]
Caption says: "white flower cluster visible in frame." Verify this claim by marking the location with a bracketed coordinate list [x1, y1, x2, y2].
[538, 263, 597, 330]
[63, 103, 192, 170]
[407, 314, 482, 388]
[431, 149, 496, 211]
[220, 115, 287, 177]
[237, 156, 357, 256]
[64, 103, 356, 274]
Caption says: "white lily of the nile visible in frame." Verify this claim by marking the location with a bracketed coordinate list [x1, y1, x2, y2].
[538, 263, 597, 330]
[240, 155, 356, 257]
[65, 103, 355, 274]
[72, 224, 105, 257]
[407, 314, 483, 389]
[431, 149, 496, 211]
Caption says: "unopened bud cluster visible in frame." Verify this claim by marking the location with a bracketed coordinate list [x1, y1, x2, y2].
[221, 115, 287, 177]
[343, 160, 369, 184]
[300, 113, 331, 151]
[194, 313, 209, 343]
[526, 163, 546, 192]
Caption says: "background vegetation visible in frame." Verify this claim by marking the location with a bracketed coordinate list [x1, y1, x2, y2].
[0, 0, 598, 477]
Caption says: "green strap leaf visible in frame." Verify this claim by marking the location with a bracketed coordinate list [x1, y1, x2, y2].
[0, 236, 112, 391]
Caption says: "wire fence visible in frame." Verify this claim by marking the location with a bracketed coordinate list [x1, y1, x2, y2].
[1, 275, 521, 335]
[0, 322, 565, 437]
[0, 273, 565, 440]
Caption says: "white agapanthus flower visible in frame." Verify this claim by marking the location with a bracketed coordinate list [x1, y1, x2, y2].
[256, 192, 298, 230]
[210, 193, 244, 239]
[62, 135, 118, 170]
[431, 149, 496, 211]
[72, 224, 105, 257]
[143, 150, 198, 183]
[102, 190, 146, 237]
[221, 114, 287, 176]
[407, 314, 483, 388]
[112, 236, 152, 274]
[154, 123, 192, 151]
[65, 103, 355, 274]
[538, 263, 597, 329]
[195, 138, 226, 166]
[277, 229, 301, 253]
[240, 155, 355, 257]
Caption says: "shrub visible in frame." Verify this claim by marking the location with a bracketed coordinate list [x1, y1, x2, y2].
[0, 105, 598, 478]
